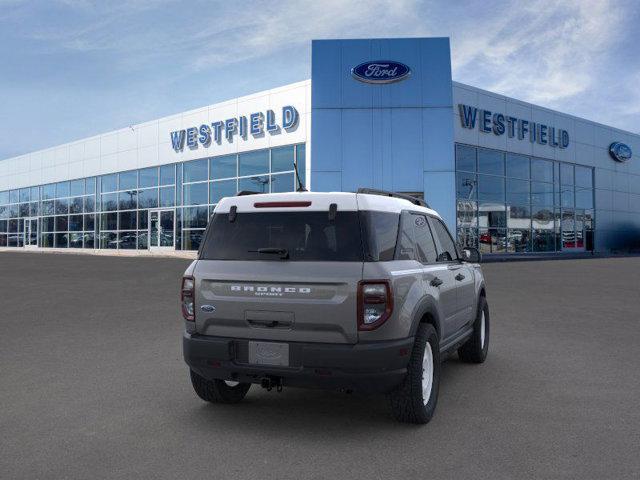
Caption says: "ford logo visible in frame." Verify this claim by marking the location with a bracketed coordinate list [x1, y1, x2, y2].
[351, 60, 411, 84]
[609, 142, 632, 162]
[200, 304, 216, 312]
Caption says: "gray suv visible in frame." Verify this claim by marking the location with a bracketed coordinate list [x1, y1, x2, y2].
[182, 189, 489, 424]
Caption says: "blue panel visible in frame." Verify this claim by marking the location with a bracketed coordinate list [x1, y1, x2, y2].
[311, 37, 455, 210]
[312, 171, 341, 192]
[340, 109, 374, 191]
[424, 172, 456, 232]
[311, 40, 343, 109]
[423, 107, 455, 172]
[310, 109, 342, 171]
[390, 108, 423, 191]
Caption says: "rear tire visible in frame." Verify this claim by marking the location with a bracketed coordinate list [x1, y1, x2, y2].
[458, 296, 489, 363]
[190, 370, 251, 404]
[388, 323, 440, 424]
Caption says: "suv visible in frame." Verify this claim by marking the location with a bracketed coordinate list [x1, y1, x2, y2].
[182, 189, 489, 424]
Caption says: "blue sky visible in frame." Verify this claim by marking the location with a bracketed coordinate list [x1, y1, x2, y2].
[1, 0, 638, 159]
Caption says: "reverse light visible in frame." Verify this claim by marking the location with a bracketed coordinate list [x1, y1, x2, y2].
[181, 276, 195, 321]
[357, 280, 393, 331]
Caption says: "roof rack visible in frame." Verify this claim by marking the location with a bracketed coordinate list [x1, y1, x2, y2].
[236, 190, 260, 196]
[356, 188, 429, 208]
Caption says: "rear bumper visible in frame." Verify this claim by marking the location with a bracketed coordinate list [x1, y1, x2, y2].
[183, 332, 414, 394]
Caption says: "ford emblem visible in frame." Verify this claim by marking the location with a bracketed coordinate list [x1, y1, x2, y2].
[609, 142, 632, 162]
[351, 60, 411, 84]
[200, 304, 216, 312]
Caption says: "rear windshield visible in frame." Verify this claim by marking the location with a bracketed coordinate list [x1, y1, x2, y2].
[199, 210, 400, 262]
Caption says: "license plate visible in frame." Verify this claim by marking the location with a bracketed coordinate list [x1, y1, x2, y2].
[248, 341, 289, 367]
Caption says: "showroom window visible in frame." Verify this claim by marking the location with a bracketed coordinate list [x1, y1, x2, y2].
[455, 144, 594, 254]
[0, 143, 305, 251]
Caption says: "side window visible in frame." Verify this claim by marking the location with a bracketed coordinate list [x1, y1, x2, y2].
[412, 214, 438, 263]
[395, 212, 417, 260]
[428, 217, 458, 262]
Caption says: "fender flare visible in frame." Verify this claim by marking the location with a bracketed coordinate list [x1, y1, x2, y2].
[408, 295, 442, 340]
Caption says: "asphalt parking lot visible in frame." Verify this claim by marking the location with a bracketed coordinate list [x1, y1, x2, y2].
[1, 252, 639, 479]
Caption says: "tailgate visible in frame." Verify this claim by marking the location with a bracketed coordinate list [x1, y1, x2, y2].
[194, 260, 362, 344]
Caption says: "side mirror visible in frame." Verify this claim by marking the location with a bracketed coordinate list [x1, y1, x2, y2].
[462, 247, 482, 263]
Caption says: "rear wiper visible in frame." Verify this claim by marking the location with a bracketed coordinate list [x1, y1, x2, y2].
[248, 247, 290, 259]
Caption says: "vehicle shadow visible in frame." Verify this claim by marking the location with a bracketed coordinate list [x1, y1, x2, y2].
[181, 357, 472, 434]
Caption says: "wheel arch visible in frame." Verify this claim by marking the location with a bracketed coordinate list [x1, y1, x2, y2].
[409, 296, 442, 341]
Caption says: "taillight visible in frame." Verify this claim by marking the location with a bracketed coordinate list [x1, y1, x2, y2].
[181, 276, 195, 321]
[357, 280, 393, 331]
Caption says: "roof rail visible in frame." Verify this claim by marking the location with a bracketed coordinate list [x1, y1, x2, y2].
[236, 190, 260, 196]
[356, 188, 429, 208]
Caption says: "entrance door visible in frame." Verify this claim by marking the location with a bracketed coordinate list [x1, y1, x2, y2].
[23, 217, 38, 248]
[149, 209, 175, 250]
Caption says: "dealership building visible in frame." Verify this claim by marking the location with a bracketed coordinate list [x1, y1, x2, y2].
[1, 37, 639, 255]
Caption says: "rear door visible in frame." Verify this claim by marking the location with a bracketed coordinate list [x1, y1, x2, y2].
[407, 212, 458, 340]
[194, 208, 363, 344]
[428, 216, 476, 333]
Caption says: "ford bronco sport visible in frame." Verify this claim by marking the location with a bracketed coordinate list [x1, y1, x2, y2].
[182, 189, 489, 424]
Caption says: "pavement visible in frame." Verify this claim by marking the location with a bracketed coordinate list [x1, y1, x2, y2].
[1, 252, 639, 479]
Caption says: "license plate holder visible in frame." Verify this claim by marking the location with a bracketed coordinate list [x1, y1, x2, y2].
[248, 341, 289, 367]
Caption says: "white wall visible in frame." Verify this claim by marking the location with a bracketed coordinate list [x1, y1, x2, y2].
[0, 80, 311, 192]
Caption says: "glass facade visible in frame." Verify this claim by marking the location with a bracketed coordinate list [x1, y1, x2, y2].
[0, 144, 305, 251]
[456, 144, 595, 254]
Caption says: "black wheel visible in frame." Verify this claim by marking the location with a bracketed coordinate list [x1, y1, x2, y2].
[458, 296, 489, 363]
[189, 370, 251, 404]
[388, 323, 440, 424]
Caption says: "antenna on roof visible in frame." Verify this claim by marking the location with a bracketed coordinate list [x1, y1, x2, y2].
[293, 158, 307, 192]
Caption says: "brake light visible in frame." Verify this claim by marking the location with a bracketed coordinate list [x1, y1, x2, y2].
[254, 201, 312, 208]
[357, 280, 393, 331]
[181, 276, 195, 321]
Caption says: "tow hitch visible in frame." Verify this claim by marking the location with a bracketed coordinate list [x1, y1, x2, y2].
[260, 376, 283, 392]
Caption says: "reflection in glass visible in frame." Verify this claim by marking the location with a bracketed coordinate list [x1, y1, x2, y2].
[506, 178, 529, 204]
[456, 172, 476, 200]
[271, 146, 295, 173]
[478, 201, 506, 229]
[507, 206, 530, 229]
[239, 150, 269, 176]
[55, 198, 69, 215]
[101, 174, 117, 192]
[119, 231, 138, 249]
[531, 158, 553, 182]
[101, 193, 118, 211]
[55, 216, 68, 232]
[119, 190, 137, 210]
[70, 180, 84, 196]
[119, 171, 137, 190]
[270, 173, 294, 193]
[69, 215, 83, 231]
[210, 179, 237, 204]
[55, 233, 68, 248]
[478, 148, 504, 175]
[456, 144, 476, 172]
[139, 167, 158, 188]
[83, 232, 95, 249]
[183, 183, 208, 205]
[160, 165, 175, 186]
[137, 189, 158, 209]
[69, 232, 83, 248]
[183, 159, 208, 183]
[506, 154, 529, 179]
[561, 209, 576, 249]
[531, 182, 554, 206]
[507, 229, 531, 252]
[477, 175, 505, 203]
[159, 187, 175, 207]
[479, 228, 506, 254]
[70, 197, 83, 214]
[183, 230, 204, 250]
[210, 155, 237, 180]
[239, 175, 269, 193]
[100, 232, 117, 249]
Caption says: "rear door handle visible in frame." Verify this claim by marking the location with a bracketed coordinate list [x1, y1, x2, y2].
[455, 273, 465, 281]
[430, 277, 443, 287]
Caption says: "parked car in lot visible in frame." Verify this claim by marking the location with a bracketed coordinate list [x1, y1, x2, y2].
[181, 189, 489, 424]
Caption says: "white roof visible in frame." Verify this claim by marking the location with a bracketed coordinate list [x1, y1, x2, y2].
[214, 191, 441, 218]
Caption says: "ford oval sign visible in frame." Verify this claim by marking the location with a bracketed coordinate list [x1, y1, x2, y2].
[351, 61, 411, 84]
[609, 142, 632, 162]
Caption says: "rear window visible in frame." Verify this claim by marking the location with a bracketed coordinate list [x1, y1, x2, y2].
[200, 211, 364, 261]
[199, 210, 401, 262]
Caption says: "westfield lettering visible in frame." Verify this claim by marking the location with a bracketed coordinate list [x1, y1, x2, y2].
[170, 105, 299, 153]
[458, 104, 570, 149]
